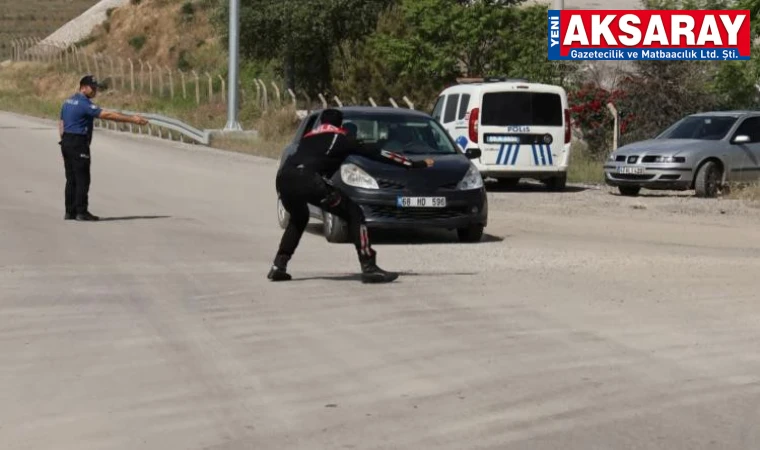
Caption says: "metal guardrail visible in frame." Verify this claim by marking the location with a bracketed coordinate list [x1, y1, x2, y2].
[94, 111, 210, 145]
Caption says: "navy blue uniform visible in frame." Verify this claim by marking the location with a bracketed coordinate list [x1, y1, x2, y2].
[59, 92, 102, 216]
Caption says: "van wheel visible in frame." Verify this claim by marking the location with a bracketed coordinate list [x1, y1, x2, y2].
[545, 174, 567, 191]
[618, 186, 641, 196]
[277, 196, 290, 229]
[323, 211, 350, 243]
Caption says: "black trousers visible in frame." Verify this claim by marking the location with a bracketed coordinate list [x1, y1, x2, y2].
[275, 165, 375, 264]
[60, 133, 91, 215]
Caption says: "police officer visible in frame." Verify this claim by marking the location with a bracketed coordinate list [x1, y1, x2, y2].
[268, 108, 434, 284]
[59, 75, 148, 221]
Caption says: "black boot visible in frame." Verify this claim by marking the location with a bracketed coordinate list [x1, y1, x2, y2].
[267, 254, 292, 282]
[359, 251, 399, 284]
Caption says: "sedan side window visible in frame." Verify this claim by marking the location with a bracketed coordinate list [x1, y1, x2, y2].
[733, 117, 760, 143]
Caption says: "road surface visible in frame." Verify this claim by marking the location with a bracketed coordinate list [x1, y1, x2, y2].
[2, 111, 760, 449]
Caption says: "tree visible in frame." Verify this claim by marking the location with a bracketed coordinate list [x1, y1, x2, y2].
[216, 0, 395, 93]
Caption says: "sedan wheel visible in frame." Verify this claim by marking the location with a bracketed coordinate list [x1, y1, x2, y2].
[323, 211, 350, 243]
[276, 196, 289, 229]
[695, 160, 722, 198]
[618, 186, 641, 197]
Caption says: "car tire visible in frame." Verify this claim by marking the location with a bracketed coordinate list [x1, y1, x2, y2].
[457, 225, 484, 243]
[323, 211, 350, 243]
[618, 186, 641, 196]
[545, 174, 567, 192]
[694, 160, 722, 198]
[277, 196, 290, 229]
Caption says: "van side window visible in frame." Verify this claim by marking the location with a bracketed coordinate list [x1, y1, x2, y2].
[431, 96, 444, 121]
[443, 94, 460, 123]
[458, 94, 470, 120]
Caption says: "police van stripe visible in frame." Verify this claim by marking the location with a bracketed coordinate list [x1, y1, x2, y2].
[531, 144, 539, 165]
[503, 144, 512, 165]
[510, 145, 520, 165]
[539, 145, 547, 165]
[546, 145, 553, 165]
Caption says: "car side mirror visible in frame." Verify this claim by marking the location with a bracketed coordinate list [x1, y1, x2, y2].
[733, 135, 751, 144]
[464, 148, 481, 159]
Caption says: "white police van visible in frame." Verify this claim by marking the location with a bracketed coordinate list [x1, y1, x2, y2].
[432, 77, 572, 190]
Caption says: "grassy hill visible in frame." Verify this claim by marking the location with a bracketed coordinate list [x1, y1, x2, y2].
[0, 0, 99, 60]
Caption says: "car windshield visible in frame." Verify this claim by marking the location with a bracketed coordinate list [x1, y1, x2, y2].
[657, 116, 738, 140]
[321, 112, 459, 155]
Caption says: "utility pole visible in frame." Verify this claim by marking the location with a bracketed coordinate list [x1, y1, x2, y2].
[224, 0, 242, 131]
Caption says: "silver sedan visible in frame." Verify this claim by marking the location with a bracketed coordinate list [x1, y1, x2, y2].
[604, 111, 760, 197]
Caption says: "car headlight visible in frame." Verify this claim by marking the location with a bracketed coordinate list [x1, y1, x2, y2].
[653, 156, 686, 163]
[608, 153, 617, 161]
[340, 163, 379, 189]
[457, 164, 484, 190]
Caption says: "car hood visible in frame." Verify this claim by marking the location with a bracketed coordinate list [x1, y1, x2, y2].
[616, 139, 716, 156]
[346, 153, 471, 192]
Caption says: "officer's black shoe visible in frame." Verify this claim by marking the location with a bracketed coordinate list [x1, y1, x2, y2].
[267, 254, 292, 282]
[75, 212, 100, 221]
[64, 212, 75, 220]
[360, 254, 399, 284]
[267, 266, 292, 282]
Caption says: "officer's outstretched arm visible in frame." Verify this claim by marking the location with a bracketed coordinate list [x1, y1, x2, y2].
[348, 140, 433, 169]
[98, 110, 149, 126]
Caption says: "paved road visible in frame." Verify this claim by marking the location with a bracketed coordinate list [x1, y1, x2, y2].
[3, 111, 760, 449]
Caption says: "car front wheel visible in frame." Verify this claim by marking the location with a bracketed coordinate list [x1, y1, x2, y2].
[277, 196, 290, 229]
[457, 224, 484, 243]
[618, 186, 641, 196]
[323, 211, 350, 243]
[694, 160, 722, 198]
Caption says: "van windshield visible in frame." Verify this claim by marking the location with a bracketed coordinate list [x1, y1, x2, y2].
[481, 92, 563, 127]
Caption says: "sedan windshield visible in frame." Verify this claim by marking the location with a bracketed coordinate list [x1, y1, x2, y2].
[658, 116, 738, 140]
[339, 112, 459, 155]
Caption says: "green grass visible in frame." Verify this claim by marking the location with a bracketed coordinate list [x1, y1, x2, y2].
[567, 141, 605, 184]
[0, 0, 99, 60]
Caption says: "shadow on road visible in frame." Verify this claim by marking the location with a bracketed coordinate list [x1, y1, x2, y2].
[290, 271, 478, 282]
[98, 215, 172, 222]
[486, 181, 589, 194]
[304, 224, 505, 245]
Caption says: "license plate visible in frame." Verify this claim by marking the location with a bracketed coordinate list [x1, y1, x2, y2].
[396, 196, 446, 208]
[617, 166, 645, 175]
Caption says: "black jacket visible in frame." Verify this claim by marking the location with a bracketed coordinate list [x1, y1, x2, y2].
[282, 124, 427, 178]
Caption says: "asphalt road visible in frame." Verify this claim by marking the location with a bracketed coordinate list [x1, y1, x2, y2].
[3, 111, 760, 450]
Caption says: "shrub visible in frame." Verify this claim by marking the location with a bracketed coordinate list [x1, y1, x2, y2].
[180, 1, 195, 23]
[128, 35, 146, 51]
[568, 83, 631, 160]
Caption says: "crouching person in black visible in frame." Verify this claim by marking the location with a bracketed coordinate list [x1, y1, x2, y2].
[268, 108, 434, 284]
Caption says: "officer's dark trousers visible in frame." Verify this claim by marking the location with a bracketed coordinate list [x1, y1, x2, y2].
[275, 165, 375, 265]
[60, 133, 91, 215]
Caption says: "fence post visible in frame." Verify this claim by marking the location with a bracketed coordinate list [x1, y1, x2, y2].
[254, 79, 261, 105]
[368, 97, 377, 107]
[157, 66, 164, 97]
[607, 102, 619, 150]
[351, 97, 358, 106]
[138, 60, 145, 92]
[147, 62, 153, 95]
[128, 59, 135, 93]
[205, 72, 213, 102]
[10, 40, 17, 61]
[288, 89, 297, 108]
[333, 96, 343, 107]
[192, 70, 200, 104]
[299, 90, 311, 108]
[179, 69, 187, 99]
[118, 58, 125, 90]
[270, 81, 281, 105]
[389, 97, 399, 108]
[403, 96, 414, 110]
[168, 66, 175, 99]
[218, 74, 225, 104]
[318, 93, 327, 108]
[257, 79, 268, 111]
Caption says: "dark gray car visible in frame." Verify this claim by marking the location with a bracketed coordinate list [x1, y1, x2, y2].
[604, 111, 760, 197]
